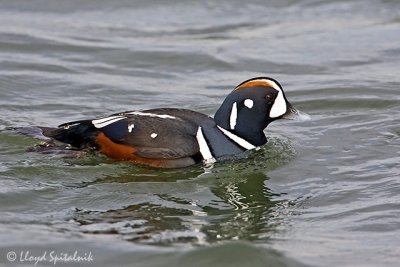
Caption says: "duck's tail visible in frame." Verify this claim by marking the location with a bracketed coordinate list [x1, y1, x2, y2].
[39, 120, 98, 149]
[15, 120, 99, 155]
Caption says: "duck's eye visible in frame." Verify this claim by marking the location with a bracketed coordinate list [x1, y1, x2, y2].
[265, 94, 273, 100]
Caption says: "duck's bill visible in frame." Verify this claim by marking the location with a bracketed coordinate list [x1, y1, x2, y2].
[282, 104, 311, 121]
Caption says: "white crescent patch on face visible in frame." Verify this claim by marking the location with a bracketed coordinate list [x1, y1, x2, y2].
[270, 90, 287, 118]
[260, 79, 287, 118]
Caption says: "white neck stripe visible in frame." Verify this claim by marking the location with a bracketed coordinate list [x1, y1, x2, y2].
[217, 126, 256, 150]
[196, 126, 216, 163]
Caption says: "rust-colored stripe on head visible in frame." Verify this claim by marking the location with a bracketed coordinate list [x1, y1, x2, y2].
[235, 79, 277, 91]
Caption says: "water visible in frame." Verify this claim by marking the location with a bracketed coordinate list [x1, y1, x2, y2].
[1, 0, 399, 266]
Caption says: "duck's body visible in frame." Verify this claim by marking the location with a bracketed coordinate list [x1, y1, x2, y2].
[39, 77, 298, 168]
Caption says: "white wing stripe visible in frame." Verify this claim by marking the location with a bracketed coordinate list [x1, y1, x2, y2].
[92, 116, 126, 129]
[126, 111, 176, 119]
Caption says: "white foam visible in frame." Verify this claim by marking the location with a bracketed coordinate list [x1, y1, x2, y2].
[284, 109, 311, 121]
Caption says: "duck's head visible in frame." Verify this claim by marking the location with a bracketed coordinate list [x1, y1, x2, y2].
[214, 77, 299, 146]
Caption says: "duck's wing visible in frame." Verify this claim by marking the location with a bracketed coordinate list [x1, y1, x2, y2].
[45, 109, 205, 161]
[106, 111, 201, 159]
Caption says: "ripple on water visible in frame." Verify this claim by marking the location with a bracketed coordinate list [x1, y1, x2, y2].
[3, 134, 293, 245]
[1, 0, 400, 266]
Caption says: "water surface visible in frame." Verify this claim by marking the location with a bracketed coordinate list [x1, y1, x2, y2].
[1, 0, 400, 266]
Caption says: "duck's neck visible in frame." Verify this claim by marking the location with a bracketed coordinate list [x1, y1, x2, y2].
[214, 105, 268, 147]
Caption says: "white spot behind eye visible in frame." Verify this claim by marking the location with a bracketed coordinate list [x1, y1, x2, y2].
[151, 133, 158, 138]
[128, 124, 134, 133]
[244, 99, 254, 109]
[230, 102, 237, 130]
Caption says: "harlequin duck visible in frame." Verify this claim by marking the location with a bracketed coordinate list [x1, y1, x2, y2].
[39, 77, 299, 168]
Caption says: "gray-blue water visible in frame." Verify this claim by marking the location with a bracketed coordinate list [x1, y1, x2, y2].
[1, 0, 399, 266]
